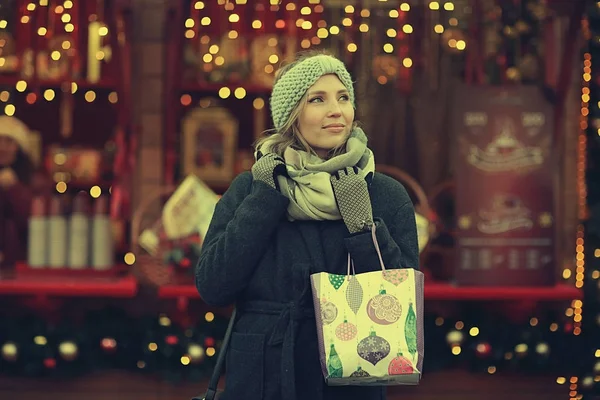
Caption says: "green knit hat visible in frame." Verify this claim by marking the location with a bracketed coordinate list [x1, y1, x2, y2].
[270, 54, 355, 130]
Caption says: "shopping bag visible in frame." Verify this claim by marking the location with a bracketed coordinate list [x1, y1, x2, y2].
[310, 226, 424, 386]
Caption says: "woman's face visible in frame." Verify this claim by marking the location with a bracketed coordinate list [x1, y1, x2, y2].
[0, 135, 18, 166]
[297, 74, 354, 158]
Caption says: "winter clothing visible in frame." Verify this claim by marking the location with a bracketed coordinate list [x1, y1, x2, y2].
[195, 171, 419, 400]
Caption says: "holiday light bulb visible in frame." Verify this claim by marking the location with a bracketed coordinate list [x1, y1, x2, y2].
[59, 341, 78, 361]
[188, 344, 205, 363]
[1, 342, 17, 361]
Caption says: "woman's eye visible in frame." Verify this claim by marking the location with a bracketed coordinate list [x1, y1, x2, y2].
[339, 94, 349, 101]
[309, 97, 323, 103]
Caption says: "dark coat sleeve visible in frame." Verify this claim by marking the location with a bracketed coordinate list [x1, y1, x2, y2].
[195, 172, 290, 306]
[344, 183, 420, 272]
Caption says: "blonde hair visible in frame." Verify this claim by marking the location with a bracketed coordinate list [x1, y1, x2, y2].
[255, 50, 358, 160]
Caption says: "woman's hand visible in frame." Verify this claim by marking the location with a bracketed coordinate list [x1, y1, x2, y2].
[251, 151, 287, 190]
[330, 166, 373, 234]
[0, 168, 18, 188]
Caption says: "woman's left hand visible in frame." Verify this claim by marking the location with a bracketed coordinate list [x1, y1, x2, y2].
[330, 166, 373, 234]
[0, 168, 18, 188]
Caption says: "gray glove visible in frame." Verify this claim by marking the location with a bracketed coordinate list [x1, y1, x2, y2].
[251, 151, 287, 190]
[330, 166, 374, 234]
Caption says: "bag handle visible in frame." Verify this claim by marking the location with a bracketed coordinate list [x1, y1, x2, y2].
[191, 308, 237, 400]
[346, 224, 386, 277]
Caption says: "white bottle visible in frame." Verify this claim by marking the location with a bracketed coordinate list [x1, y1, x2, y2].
[68, 194, 90, 269]
[91, 196, 113, 270]
[27, 196, 47, 268]
[47, 196, 67, 268]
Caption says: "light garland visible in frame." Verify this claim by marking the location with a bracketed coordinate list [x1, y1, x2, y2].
[564, 11, 597, 400]
[0, 0, 116, 117]
[581, 2, 600, 397]
[182, 0, 426, 89]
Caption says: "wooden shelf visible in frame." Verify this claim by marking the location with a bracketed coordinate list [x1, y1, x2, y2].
[0, 75, 119, 90]
[157, 282, 581, 302]
[0, 264, 137, 298]
[53, 179, 115, 191]
[424, 283, 581, 301]
[179, 81, 271, 94]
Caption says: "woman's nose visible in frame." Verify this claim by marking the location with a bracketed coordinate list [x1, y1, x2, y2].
[327, 102, 342, 116]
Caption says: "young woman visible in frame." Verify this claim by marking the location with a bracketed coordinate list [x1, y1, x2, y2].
[195, 52, 419, 400]
[0, 116, 40, 268]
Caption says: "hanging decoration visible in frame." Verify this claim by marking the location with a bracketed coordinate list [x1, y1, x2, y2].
[2, 0, 115, 85]
[179, 0, 421, 92]
[576, 4, 600, 399]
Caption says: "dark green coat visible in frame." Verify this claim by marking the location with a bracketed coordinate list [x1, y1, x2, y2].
[195, 171, 419, 400]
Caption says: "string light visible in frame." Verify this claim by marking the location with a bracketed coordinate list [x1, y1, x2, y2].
[85, 91, 97, 102]
[234, 87, 246, 99]
[55, 181, 67, 193]
[218, 87, 231, 99]
[180, 94, 192, 106]
[444, 2, 455, 11]
[4, 104, 15, 116]
[566, 15, 595, 400]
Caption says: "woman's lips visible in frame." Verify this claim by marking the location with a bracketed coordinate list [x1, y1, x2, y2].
[323, 124, 345, 133]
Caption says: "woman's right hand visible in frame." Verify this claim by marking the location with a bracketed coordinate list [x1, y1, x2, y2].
[251, 151, 287, 190]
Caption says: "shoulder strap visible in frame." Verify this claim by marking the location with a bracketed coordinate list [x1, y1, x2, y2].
[192, 308, 237, 400]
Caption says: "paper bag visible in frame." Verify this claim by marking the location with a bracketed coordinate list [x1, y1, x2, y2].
[310, 228, 424, 386]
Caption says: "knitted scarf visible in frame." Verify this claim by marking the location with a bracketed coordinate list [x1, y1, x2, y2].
[257, 127, 375, 221]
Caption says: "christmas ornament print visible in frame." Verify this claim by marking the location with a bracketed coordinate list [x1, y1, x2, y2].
[367, 288, 402, 325]
[329, 274, 345, 290]
[311, 267, 423, 385]
[345, 276, 363, 314]
[335, 319, 358, 341]
[388, 352, 414, 375]
[404, 302, 418, 359]
[321, 299, 338, 325]
[327, 344, 343, 377]
[357, 330, 391, 366]
[350, 365, 371, 378]
[382, 269, 409, 286]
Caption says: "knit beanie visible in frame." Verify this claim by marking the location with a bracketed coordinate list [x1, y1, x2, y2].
[270, 54, 355, 130]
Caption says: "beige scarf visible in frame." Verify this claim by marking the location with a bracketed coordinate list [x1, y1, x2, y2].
[257, 127, 375, 221]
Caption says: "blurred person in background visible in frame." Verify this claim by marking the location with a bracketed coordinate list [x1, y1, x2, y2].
[0, 116, 45, 268]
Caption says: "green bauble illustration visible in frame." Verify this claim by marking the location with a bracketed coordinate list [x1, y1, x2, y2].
[327, 343, 343, 378]
[404, 302, 417, 359]
[329, 274, 345, 290]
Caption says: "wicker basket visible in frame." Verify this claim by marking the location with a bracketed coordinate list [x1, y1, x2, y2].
[376, 164, 434, 238]
[130, 185, 177, 288]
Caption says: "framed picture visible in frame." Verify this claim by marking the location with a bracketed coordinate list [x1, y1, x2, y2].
[181, 103, 238, 186]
